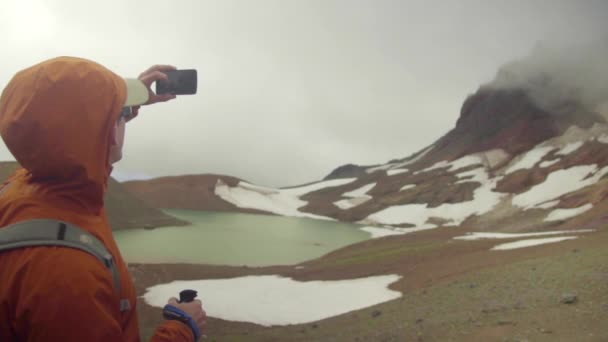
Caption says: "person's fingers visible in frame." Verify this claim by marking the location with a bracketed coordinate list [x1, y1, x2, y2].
[168, 297, 179, 305]
[139, 64, 177, 77]
[149, 93, 176, 104]
[139, 70, 169, 87]
[192, 299, 202, 306]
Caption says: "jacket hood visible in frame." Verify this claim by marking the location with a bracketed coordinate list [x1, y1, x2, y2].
[0, 56, 128, 211]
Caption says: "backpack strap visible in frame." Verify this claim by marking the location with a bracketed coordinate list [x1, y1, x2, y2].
[0, 219, 121, 295]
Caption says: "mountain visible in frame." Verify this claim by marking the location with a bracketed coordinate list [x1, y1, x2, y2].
[0, 161, 187, 230]
[122, 43, 608, 235]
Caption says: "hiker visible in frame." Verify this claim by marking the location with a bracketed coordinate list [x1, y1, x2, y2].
[0, 57, 206, 341]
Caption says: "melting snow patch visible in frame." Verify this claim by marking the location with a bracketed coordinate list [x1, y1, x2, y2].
[491, 236, 578, 250]
[400, 184, 416, 191]
[539, 159, 560, 168]
[512, 165, 608, 209]
[343, 183, 376, 198]
[505, 146, 554, 174]
[367, 164, 395, 174]
[597, 134, 608, 144]
[367, 167, 503, 227]
[454, 229, 593, 241]
[143, 275, 402, 326]
[334, 197, 371, 210]
[387, 169, 409, 176]
[360, 226, 405, 238]
[544, 204, 593, 222]
[556, 141, 583, 156]
[416, 155, 483, 175]
[535, 200, 560, 209]
[334, 183, 376, 210]
[215, 180, 350, 220]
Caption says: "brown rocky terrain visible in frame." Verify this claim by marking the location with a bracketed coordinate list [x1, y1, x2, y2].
[123, 174, 271, 216]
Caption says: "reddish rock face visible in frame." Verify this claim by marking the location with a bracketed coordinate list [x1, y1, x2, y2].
[422, 88, 604, 169]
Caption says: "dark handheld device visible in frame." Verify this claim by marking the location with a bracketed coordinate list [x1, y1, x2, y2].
[156, 69, 197, 95]
[179, 289, 198, 303]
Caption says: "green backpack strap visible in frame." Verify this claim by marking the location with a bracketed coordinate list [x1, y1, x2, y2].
[0, 219, 129, 311]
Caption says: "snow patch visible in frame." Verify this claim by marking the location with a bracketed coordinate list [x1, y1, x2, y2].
[415, 155, 483, 175]
[343, 183, 376, 198]
[479, 149, 509, 168]
[505, 146, 554, 174]
[367, 167, 503, 227]
[556, 141, 583, 156]
[535, 200, 560, 209]
[597, 134, 608, 144]
[360, 226, 405, 238]
[454, 229, 593, 240]
[399, 184, 416, 192]
[544, 204, 593, 222]
[512, 165, 608, 209]
[215, 180, 342, 220]
[334, 183, 376, 210]
[539, 159, 560, 168]
[491, 236, 578, 250]
[143, 275, 402, 326]
[387, 169, 409, 176]
[334, 197, 371, 210]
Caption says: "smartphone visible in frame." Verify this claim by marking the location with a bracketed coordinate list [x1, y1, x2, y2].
[155, 69, 197, 95]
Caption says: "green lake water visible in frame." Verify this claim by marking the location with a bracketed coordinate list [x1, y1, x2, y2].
[113, 209, 370, 267]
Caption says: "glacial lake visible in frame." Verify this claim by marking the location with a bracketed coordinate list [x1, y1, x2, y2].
[113, 209, 370, 267]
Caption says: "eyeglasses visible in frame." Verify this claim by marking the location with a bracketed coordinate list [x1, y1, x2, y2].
[120, 107, 135, 122]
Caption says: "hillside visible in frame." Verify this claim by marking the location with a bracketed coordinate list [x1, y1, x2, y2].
[123, 174, 271, 215]
[0, 161, 187, 230]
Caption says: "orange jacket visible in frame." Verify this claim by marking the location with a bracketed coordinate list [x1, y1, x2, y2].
[0, 57, 193, 341]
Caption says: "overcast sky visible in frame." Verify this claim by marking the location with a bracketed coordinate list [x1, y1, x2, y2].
[1, 1, 606, 187]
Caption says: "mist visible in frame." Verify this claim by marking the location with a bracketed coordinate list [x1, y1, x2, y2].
[488, 36, 608, 115]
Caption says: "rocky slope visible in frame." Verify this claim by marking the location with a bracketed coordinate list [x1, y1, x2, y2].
[123, 174, 270, 215]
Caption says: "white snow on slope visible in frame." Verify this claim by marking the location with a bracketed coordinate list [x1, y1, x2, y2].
[334, 197, 371, 210]
[143, 275, 402, 326]
[215, 179, 355, 220]
[367, 167, 503, 226]
[367, 164, 395, 173]
[416, 155, 483, 175]
[454, 229, 594, 240]
[387, 169, 409, 176]
[597, 134, 608, 144]
[512, 165, 608, 209]
[282, 178, 358, 196]
[536, 200, 560, 209]
[556, 141, 583, 155]
[539, 159, 560, 168]
[505, 146, 554, 174]
[333, 183, 376, 210]
[400, 184, 416, 191]
[343, 183, 376, 198]
[491, 236, 578, 250]
[544, 204, 593, 222]
[360, 226, 406, 238]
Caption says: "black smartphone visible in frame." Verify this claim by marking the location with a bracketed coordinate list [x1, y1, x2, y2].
[155, 69, 197, 95]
